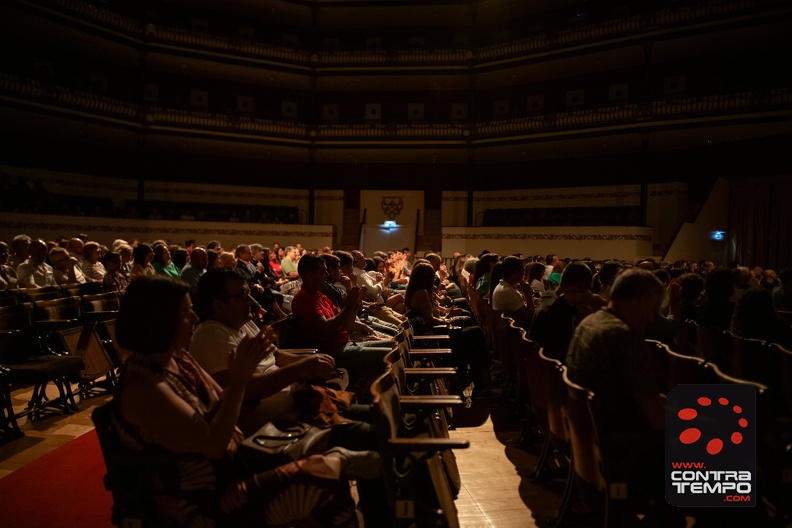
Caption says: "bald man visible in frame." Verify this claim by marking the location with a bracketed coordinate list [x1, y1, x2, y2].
[16, 239, 56, 287]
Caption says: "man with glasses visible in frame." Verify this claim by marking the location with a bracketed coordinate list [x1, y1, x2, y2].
[190, 269, 337, 435]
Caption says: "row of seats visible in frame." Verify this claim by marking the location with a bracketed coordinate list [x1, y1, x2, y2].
[0, 289, 122, 440]
[0, 282, 104, 305]
[502, 311, 792, 526]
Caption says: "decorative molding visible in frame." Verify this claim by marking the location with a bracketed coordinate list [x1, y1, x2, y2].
[3, 173, 136, 193]
[443, 189, 685, 202]
[443, 233, 652, 242]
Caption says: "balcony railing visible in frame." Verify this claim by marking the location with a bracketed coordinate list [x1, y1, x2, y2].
[2, 73, 790, 142]
[31, 0, 788, 68]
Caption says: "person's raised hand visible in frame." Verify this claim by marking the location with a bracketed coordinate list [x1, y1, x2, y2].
[298, 353, 336, 380]
[228, 326, 275, 383]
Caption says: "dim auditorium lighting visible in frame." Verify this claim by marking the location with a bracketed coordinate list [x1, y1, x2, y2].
[384, 220, 397, 229]
[711, 230, 725, 241]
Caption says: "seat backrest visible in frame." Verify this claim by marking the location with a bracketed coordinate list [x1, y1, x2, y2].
[661, 342, 716, 390]
[514, 333, 547, 417]
[538, 350, 569, 449]
[693, 322, 730, 369]
[0, 290, 18, 307]
[725, 331, 774, 385]
[562, 368, 607, 494]
[56, 325, 114, 380]
[82, 291, 121, 313]
[370, 369, 400, 446]
[17, 286, 61, 303]
[33, 296, 82, 322]
[0, 302, 34, 332]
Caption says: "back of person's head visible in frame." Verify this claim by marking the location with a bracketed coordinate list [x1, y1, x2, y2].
[102, 251, 121, 269]
[501, 256, 523, 278]
[610, 268, 666, 304]
[333, 250, 354, 267]
[528, 262, 545, 282]
[364, 258, 376, 272]
[679, 273, 705, 301]
[545, 254, 556, 265]
[132, 243, 152, 265]
[196, 268, 245, 317]
[558, 261, 593, 291]
[206, 240, 222, 251]
[321, 253, 340, 273]
[653, 268, 671, 287]
[116, 276, 189, 355]
[731, 288, 779, 339]
[598, 261, 623, 287]
[206, 249, 219, 269]
[705, 267, 736, 300]
[463, 257, 479, 275]
[297, 253, 324, 277]
[171, 247, 188, 270]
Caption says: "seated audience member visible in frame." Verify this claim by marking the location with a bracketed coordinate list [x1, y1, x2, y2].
[152, 243, 180, 278]
[697, 266, 736, 330]
[235, 244, 287, 320]
[547, 260, 566, 288]
[117, 243, 133, 279]
[349, 250, 405, 326]
[279, 246, 300, 280]
[676, 272, 705, 322]
[16, 238, 56, 287]
[544, 254, 558, 280]
[425, 253, 471, 313]
[67, 237, 86, 268]
[530, 262, 606, 362]
[762, 268, 780, 292]
[113, 276, 376, 527]
[731, 266, 752, 302]
[474, 253, 499, 298]
[527, 262, 547, 297]
[773, 268, 792, 310]
[405, 262, 491, 395]
[190, 270, 335, 433]
[81, 241, 107, 282]
[291, 254, 393, 384]
[129, 243, 156, 281]
[731, 288, 792, 349]
[322, 253, 397, 338]
[268, 248, 283, 278]
[215, 251, 237, 270]
[180, 247, 208, 298]
[206, 239, 223, 253]
[8, 234, 31, 270]
[171, 246, 189, 271]
[596, 261, 624, 301]
[48, 246, 85, 285]
[0, 241, 18, 289]
[565, 269, 671, 519]
[101, 252, 128, 293]
[492, 256, 535, 327]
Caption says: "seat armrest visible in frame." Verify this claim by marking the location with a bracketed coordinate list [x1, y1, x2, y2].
[388, 437, 469, 452]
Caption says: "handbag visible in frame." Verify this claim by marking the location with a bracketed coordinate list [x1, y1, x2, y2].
[240, 419, 333, 469]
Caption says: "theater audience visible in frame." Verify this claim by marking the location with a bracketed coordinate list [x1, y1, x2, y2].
[0, 241, 18, 289]
[16, 238, 55, 287]
[531, 262, 606, 362]
[349, 250, 405, 325]
[129, 243, 156, 280]
[290, 254, 393, 386]
[696, 266, 736, 330]
[730, 288, 792, 349]
[405, 262, 491, 396]
[492, 256, 535, 327]
[113, 276, 375, 527]
[47, 246, 82, 285]
[152, 243, 180, 279]
[101, 252, 128, 293]
[81, 241, 107, 282]
[8, 234, 31, 271]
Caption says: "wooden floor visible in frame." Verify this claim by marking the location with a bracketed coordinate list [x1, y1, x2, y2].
[0, 382, 563, 527]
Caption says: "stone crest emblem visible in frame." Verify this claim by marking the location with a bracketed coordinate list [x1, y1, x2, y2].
[381, 196, 404, 220]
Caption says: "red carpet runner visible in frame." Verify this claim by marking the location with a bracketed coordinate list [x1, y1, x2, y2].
[0, 431, 113, 527]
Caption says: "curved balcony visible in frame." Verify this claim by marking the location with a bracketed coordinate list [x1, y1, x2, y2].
[20, 0, 787, 70]
[2, 73, 790, 143]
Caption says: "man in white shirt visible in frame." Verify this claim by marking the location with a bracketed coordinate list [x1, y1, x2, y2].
[16, 239, 56, 288]
[48, 246, 86, 284]
[492, 256, 535, 326]
[350, 250, 405, 325]
[190, 269, 336, 435]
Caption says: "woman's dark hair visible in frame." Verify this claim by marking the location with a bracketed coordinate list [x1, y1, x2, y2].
[171, 247, 188, 270]
[132, 243, 153, 267]
[679, 273, 705, 301]
[206, 249, 220, 270]
[364, 258, 376, 272]
[405, 262, 436, 309]
[116, 276, 189, 355]
[528, 262, 545, 283]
